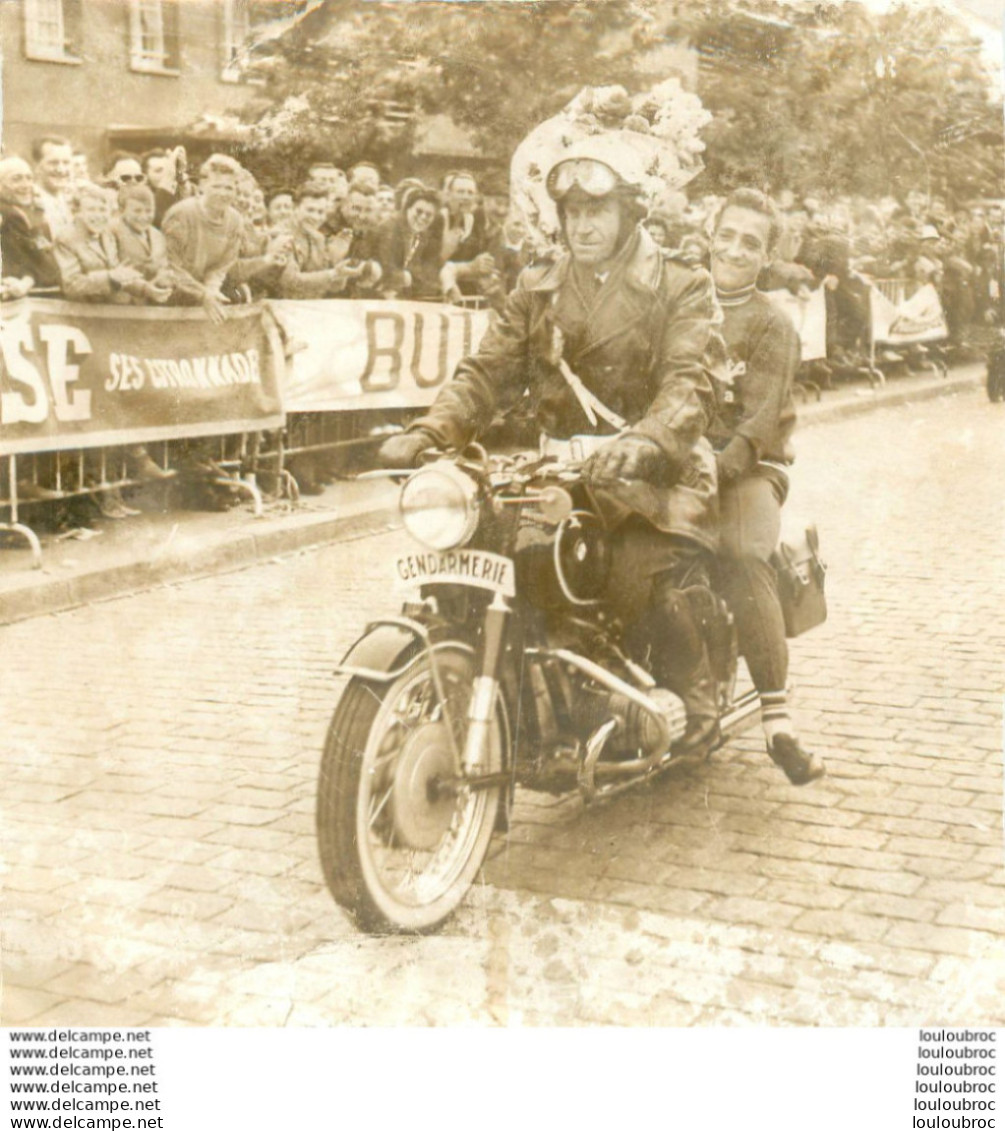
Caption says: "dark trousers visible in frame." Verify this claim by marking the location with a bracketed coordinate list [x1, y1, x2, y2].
[606, 517, 714, 716]
[717, 469, 788, 694]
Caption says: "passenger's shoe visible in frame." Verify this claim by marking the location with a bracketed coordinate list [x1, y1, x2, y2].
[768, 734, 826, 785]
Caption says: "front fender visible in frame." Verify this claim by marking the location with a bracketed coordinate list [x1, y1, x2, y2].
[335, 621, 425, 682]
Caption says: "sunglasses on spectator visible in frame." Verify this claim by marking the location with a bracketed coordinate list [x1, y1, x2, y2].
[117, 173, 146, 184]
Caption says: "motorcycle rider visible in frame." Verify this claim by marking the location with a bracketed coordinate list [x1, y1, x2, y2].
[379, 138, 723, 758]
[709, 188, 825, 784]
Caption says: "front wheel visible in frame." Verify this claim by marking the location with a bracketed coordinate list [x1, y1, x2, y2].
[317, 645, 505, 934]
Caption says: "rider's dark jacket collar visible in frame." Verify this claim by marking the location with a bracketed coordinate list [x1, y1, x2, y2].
[524, 226, 663, 300]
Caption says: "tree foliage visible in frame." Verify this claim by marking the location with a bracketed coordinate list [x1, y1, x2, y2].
[239, 0, 1003, 204]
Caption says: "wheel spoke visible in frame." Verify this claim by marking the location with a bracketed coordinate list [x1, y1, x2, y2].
[366, 782, 394, 830]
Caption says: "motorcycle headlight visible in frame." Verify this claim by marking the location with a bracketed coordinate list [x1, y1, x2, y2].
[399, 461, 480, 551]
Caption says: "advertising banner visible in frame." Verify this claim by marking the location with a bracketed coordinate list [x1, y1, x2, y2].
[766, 286, 828, 362]
[0, 299, 285, 456]
[869, 282, 948, 345]
[270, 298, 490, 412]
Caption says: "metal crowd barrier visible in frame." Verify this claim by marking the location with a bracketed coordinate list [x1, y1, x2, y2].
[867, 276, 948, 382]
[0, 291, 483, 569]
[0, 439, 265, 570]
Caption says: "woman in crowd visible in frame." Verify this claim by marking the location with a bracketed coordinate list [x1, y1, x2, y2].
[378, 186, 444, 300]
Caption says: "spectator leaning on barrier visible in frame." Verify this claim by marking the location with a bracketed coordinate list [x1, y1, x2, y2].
[438, 170, 491, 301]
[53, 182, 157, 304]
[110, 183, 173, 302]
[161, 153, 244, 323]
[227, 168, 289, 298]
[278, 184, 363, 299]
[325, 180, 382, 295]
[31, 135, 75, 240]
[52, 180, 171, 486]
[0, 156, 61, 292]
[378, 185, 443, 301]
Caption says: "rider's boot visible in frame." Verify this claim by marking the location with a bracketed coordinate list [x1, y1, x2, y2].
[667, 644, 720, 760]
[645, 579, 720, 760]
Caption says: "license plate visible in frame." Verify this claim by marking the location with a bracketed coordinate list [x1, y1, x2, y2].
[394, 549, 515, 597]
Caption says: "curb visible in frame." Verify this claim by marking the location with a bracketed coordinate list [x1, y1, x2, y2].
[0, 501, 399, 628]
[798, 369, 981, 427]
[0, 367, 984, 628]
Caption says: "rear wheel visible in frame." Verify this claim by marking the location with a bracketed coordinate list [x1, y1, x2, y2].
[317, 645, 505, 934]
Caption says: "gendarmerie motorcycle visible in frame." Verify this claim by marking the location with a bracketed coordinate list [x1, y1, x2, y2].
[316, 444, 822, 934]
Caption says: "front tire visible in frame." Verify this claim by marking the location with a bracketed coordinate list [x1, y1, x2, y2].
[317, 645, 505, 934]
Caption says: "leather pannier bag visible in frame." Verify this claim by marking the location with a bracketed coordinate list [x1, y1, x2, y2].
[772, 525, 827, 638]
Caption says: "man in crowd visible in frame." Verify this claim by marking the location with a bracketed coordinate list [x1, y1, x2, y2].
[707, 188, 824, 785]
[103, 151, 147, 192]
[228, 168, 289, 298]
[380, 140, 725, 759]
[306, 162, 349, 204]
[278, 185, 364, 298]
[31, 135, 75, 239]
[0, 155, 60, 291]
[110, 182, 174, 299]
[143, 146, 191, 225]
[267, 190, 295, 231]
[325, 179, 382, 294]
[161, 153, 245, 322]
[438, 169, 492, 300]
[347, 162, 381, 192]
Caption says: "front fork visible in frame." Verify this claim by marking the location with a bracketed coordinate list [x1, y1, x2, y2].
[461, 592, 510, 775]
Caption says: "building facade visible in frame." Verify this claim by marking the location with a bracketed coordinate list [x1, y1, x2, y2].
[1, 0, 299, 167]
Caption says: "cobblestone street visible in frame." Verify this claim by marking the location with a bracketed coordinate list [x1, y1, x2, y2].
[2, 384, 1003, 1027]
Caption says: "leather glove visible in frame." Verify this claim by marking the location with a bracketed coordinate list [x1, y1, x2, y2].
[378, 429, 436, 469]
[583, 435, 666, 485]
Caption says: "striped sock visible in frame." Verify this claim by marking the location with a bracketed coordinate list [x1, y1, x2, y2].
[761, 690, 795, 745]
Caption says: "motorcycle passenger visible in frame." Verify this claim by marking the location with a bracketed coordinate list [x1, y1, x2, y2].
[379, 142, 724, 758]
[709, 189, 826, 785]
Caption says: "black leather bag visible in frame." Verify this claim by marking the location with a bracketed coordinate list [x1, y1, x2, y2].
[772, 525, 827, 638]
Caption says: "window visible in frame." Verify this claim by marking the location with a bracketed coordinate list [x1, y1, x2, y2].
[24, 0, 81, 63]
[221, 0, 252, 81]
[129, 0, 180, 74]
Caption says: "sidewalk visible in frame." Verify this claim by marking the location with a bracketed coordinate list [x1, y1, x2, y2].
[0, 363, 984, 627]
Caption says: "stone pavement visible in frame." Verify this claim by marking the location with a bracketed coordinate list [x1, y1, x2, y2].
[1, 378, 1003, 1027]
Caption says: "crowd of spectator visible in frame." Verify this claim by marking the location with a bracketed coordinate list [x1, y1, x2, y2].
[0, 137, 534, 317]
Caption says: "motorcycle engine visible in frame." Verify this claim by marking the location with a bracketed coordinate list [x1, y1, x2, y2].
[574, 685, 687, 756]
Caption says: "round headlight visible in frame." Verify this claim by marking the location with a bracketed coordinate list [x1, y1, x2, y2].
[399, 462, 480, 551]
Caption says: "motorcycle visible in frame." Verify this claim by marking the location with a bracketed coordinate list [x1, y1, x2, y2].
[316, 446, 774, 935]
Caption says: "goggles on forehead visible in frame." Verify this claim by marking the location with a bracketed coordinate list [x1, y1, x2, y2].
[547, 158, 622, 201]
